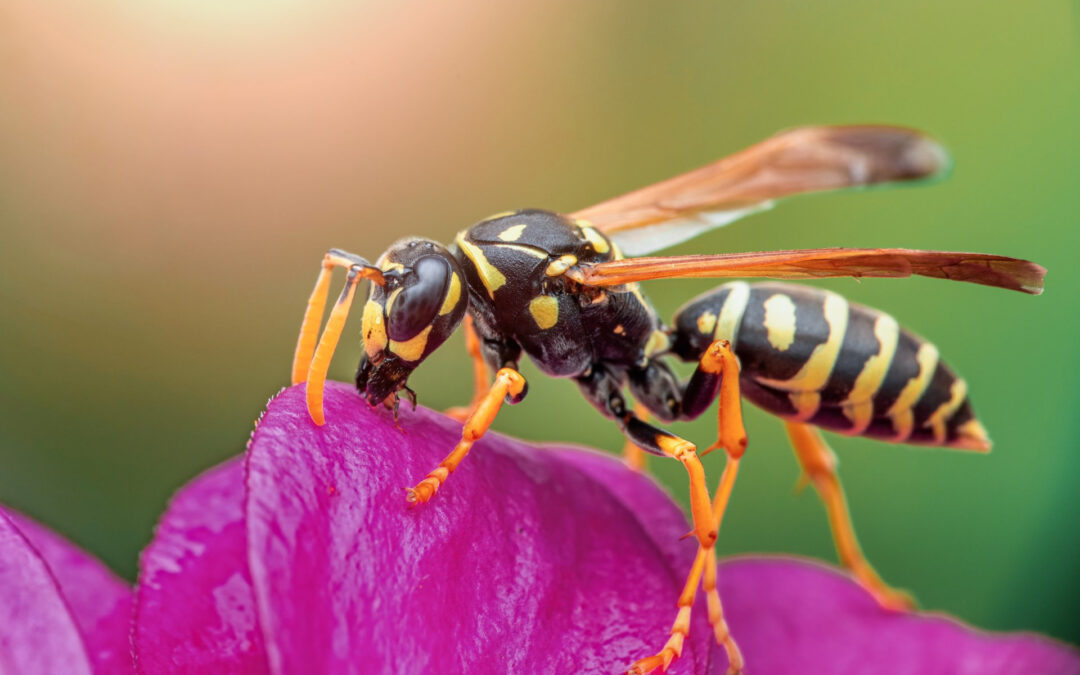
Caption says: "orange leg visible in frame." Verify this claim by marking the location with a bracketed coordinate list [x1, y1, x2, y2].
[785, 422, 914, 611]
[622, 403, 649, 472]
[292, 250, 384, 386]
[407, 367, 526, 505]
[444, 315, 491, 423]
[291, 251, 385, 425]
[630, 455, 745, 675]
[703, 340, 747, 459]
[631, 343, 747, 674]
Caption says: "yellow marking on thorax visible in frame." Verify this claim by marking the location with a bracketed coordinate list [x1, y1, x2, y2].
[762, 293, 797, 351]
[712, 282, 751, 347]
[439, 272, 461, 316]
[926, 378, 968, 445]
[528, 295, 559, 330]
[361, 299, 388, 358]
[483, 210, 516, 222]
[379, 260, 404, 274]
[390, 326, 433, 362]
[493, 243, 547, 259]
[840, 314, 899, 435]
[759, 292, 849, 394]
[579, 224, 611, 254]
[614, 324, 626, 335]
[455, 232, 506, 298]
[696, 310, 717, 335]
[497, 224, 527, 242]
[546, 254, 578, 277]
[644, 330, 670, 358]
[886, 342, 939, 441]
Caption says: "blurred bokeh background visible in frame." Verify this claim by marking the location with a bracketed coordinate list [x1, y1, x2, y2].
[1, 0, 1077, 644]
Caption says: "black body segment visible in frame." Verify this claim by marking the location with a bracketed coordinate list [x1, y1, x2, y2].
[670, 282, 989, 450]
[452, 209, 665, 381]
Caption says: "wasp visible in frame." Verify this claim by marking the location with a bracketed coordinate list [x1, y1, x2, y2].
[288, 126, 1045, 674]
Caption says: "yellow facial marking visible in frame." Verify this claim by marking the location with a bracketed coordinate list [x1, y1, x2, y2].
[580, 225, 611, 254]
[390, 326, 433, 362]
[644, 330, 670, 358]
[713, 282, 751, 347]
[696, 311, 717, 335]
[886, 342, 940, 441]
[841, 314, 900, 434]
[361, 299, 388, 358]
[763, 293, 797, 352]
[926, 378, 968, 445]
[758, 292, 849, 393]
[439, 272, 461, 316]
[528, 295, 559, 330]
[483, 210, 516, 222]
[497, 224, 527, 242]
[456, 232, 506, 298]
[545, 254, 578, 277]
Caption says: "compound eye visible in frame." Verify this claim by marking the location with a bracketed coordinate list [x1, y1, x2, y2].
[386, 255, 451, 341]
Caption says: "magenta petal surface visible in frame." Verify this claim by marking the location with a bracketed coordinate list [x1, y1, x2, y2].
[0, 509, 94, 674]
[6, 510, 134, 674]
[134, 457, 269, 674]
[246, 382, 714, 674]
[719, 557, 1080, 675]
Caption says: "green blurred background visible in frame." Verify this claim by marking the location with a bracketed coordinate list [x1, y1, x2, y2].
[1, 0, 1077, 644]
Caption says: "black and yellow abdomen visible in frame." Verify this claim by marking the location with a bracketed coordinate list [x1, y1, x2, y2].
[671, 282, 990, 450]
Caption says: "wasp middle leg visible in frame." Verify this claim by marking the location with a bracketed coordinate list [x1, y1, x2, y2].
[444, 315, 490, 423]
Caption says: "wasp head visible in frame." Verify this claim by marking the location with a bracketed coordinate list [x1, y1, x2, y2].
[356, 238, 468, 407]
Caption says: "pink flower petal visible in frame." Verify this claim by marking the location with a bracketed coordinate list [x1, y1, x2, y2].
[720, 557, 1080, 675]
[5, 510, 134, 674]
[245, 382, 714, 674]
[0, 509, 94, 674]
[134, 458, 269, 674]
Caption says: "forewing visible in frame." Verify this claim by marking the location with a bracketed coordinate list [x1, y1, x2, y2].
[573, 125, 949, 256]
[568, 249, 1045, 295]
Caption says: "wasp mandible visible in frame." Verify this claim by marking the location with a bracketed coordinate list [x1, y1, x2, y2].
[289, 126, 1045, 675]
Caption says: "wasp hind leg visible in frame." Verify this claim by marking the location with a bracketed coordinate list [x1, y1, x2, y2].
[444, 315, 490, 423]
[407, 367, 526, 505]
[785, 422, 914, 611]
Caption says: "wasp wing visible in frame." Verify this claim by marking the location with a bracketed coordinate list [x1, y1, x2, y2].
[567, 248, 1045, 295]
[572, 125, 949, 256]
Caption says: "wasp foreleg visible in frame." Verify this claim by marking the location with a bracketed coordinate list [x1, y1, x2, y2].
[406, 367, 526, 505]
[294, 252, 385, 425]
[785, 422, 914, 611]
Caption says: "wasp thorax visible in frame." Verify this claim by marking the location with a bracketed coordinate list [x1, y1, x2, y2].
[356, 238, 468, 406]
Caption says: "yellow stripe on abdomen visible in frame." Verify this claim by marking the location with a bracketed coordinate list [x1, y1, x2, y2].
[841, 314, 900, 435]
